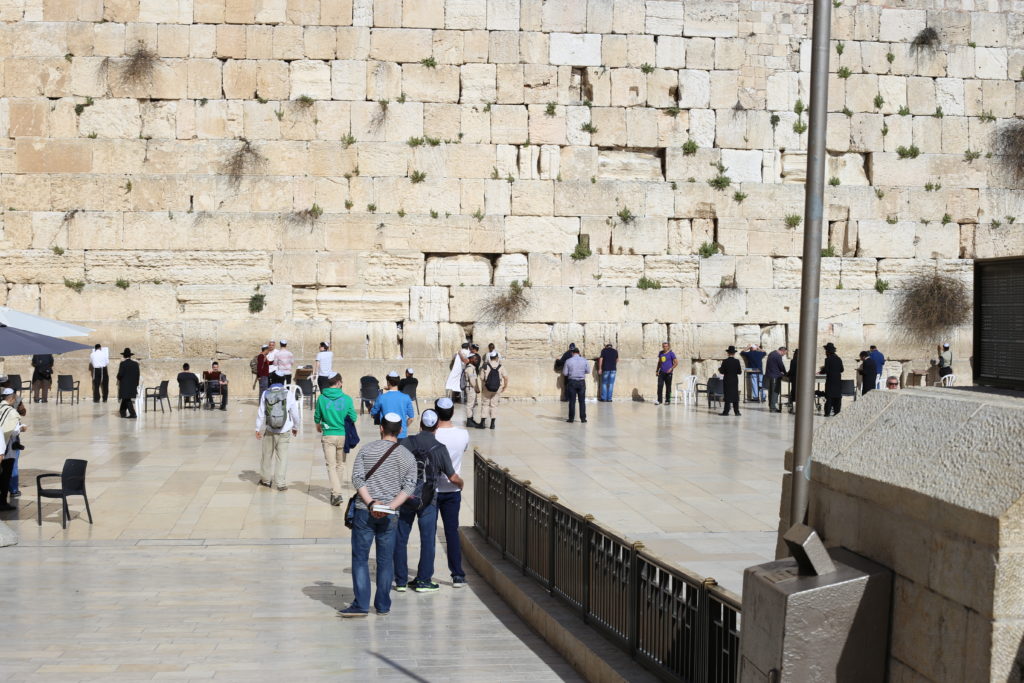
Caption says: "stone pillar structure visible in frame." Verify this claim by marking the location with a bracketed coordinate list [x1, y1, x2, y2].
[804, 387, 1024, 681]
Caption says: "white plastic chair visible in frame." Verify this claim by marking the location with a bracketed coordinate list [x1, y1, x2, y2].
[675, 375, 698, 404]
[933, 374, 956, 387]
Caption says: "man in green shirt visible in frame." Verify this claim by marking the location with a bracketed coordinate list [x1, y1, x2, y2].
[314, 373, 358, 506]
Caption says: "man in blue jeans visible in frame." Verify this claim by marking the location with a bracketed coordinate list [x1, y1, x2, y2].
[340, 413, 416, 617]
[432, 398, 469, 587]
[394, 409, 461, 593]
[597, 343, 618, 401]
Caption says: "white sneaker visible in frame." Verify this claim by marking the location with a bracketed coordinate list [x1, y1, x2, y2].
[654, 401, 661, 405]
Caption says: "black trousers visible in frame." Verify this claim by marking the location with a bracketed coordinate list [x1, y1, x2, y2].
[119, 397, 137, 418]
[824, 396, 842, 416]
[0, 458, 13, 506]
[721, 400, 740, 415]
[566, 379, 586, 421]
[766, 377, 783, 411]
[317, 376, 332, 391]
[92, 367, 109, 401]
[657, 371, 673, 402]
[206, 387, 228, 409]
[271, 373, 292, 385]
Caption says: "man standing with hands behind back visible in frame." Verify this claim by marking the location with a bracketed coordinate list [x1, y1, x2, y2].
[562, 346, 589, 423]
[655, 341, 678, 405]
[340, 413, 417, 618]
[89, 344, 110, 403]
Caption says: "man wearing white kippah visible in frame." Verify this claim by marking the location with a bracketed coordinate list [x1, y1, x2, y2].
[370, 371, 415, 438]
[273, 340, 294, 385]
[340, 412, 417, 617]
[433, 397, 469, 587]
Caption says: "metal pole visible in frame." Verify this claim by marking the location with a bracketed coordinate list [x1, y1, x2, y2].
[790, 0, 833, 529]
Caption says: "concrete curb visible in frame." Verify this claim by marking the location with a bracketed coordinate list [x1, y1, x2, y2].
[459, 526, 658, 683]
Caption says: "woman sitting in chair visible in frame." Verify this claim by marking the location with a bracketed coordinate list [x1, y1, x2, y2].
[202, 362, 228, 411]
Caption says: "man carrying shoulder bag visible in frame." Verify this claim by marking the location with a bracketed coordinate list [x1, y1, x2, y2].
[340, 413, 416, 617]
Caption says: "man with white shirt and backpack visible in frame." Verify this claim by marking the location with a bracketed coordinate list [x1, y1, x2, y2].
[255, 378, 301, 491]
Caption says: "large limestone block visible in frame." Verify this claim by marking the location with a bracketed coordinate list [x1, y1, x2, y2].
[40, 284, 178, 322]
[840, 258, 878, 289]
[84, 251, 271, 285]
[381, 215, 504, 254]
[356, 251, 424, 288]
[684, 1, 738, 38]
[504, 323, 553, 359]
[77, 98, 141, 138]
[720, 149, 763, 183]
[858, 220, 917, 258]
[571, 287, 627, 323]
[915, 222, 960, 259]
[425, 255, 492, 286]
[734, 255, 773, 289]
[505, 216, 579, 254]
[528, 252, 562, 286]
[311, 288, 409, 321]
[366, 321, 401, 359]
[682, 286, 747, 323]
[876, 258, 937, 287]
[588, 216, 668, 256]
[493, 253, 529, 286]
[4, 249, 86, 283]
[698, 254, 736, 289]
[409, 286, 449, 322]
[622, 287, 685, 324]
[596, 255, 644, 286]
[644, 255, 700, 287]
[549, 32, 601, 66]
[176, 284, 290, 320]
[598, 149, 663, 181]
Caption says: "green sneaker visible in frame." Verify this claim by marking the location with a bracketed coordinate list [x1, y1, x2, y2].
[394, 583, 408, 593]
[413, 581, 439, 593]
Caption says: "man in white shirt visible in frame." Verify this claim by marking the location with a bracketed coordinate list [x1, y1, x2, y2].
[255, 378, 301, 491]
[314, 341, 334, 391]
[431, 397, 468, 588]
[88, 344, 110, 403]
[266, 340, 278, 381]
[0, 388, 26, 510]
[444, 343, 470, 399]
[273, 340, 295, 385]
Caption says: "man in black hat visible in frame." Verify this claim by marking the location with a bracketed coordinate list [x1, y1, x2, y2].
[116, 348, 140, 419]
[821, 343, 844, 416]
[718, 346, 742, 416]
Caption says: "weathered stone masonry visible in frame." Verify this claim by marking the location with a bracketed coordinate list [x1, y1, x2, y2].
[1, 0, 1020, 396]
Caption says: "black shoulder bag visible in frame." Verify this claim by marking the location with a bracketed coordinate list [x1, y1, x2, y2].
[344, 443, 399, 529]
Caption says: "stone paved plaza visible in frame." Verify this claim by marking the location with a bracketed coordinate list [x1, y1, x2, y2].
[0, 389, 795, 679]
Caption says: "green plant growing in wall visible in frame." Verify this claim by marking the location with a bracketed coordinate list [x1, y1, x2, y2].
[420, 57, 437, 68]
[837, 66, 852, 79]
[249, 288, 266, 314]
[898, 106, 910, 116]
[580, 122, 598, 134]
[617, 207, 636, 224]
[784, 214, 802, 228]
[733, 191, 748, 203]
[682, 139, 698, 155]
[637, 277, 662, 290]
[829, 176, 841, 186]
[640, 63, 654, 74]
[664, 106, 681, 118]
[821, 245, 838, 257]
[115, 278, 130, 290]
[942, 213, 952, 224]
[545, 102, 557, 117]
[875, 278, 890, 293]
[64, 278, 85, 293]
[698, 241, 722, 258]
[707, 162, 731, 191]
[74, 97, 94, 116]
[120, 42, 158, 88]
[410, 170, 427, 183]
[874, 94, 884, 109]
[896, 145, 920, 159]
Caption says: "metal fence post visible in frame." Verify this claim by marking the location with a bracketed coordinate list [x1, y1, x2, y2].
[522, 480, 531, 576]
[547, 495, 558, 593]
[628, 541, 644, 658]
[700, 576, 718, 683]
[583, 514, 594, 623]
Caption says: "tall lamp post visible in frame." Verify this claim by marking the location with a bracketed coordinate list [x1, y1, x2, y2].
[789, 0, 833, 529]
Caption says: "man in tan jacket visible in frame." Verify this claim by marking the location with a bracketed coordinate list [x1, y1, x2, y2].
[462, 353, 482, 429]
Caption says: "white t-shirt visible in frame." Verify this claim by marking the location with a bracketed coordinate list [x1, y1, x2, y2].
[316, 351, 334, 377]
[267, 349, 278, 374]
[275, 349, 294, 374]
[434, 426, 469, 493]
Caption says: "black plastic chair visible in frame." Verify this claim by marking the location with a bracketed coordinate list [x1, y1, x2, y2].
[359, 376, 380, 414]
[37, 459, 92, 529]
[841, 379, 858, 402]
[56, 374, 80, 404]
[295, 378, 317, 409]
[177, 375, 201, 409]
[145, 380, 172, 413]
[5, 374, 28, 391]
[702, 377, 724, 409]
[399, 380, 419, 414]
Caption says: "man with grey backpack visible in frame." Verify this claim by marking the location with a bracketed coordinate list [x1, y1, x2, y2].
[255, 379, 301, 491]
[392, 410, 463, 593]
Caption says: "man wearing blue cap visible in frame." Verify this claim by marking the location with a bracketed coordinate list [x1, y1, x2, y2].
[341, 413, 417, 617]
[370, 371, 415, 438]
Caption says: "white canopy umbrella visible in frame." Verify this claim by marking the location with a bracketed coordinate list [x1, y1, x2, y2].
[0, 307, 92, 338]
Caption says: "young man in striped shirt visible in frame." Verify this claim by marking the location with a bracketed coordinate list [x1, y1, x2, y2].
[340, 413, 417, 617]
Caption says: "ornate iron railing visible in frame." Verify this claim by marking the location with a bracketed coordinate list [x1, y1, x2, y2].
[473, 450, 741, 683]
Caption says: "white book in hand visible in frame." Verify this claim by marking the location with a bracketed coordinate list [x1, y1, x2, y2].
[372, 505, 397, 515]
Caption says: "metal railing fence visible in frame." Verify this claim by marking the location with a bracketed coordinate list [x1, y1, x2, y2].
[473, 450, 741, 683]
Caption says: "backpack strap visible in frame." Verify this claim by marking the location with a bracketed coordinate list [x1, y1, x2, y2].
[364, 443, 400, 483]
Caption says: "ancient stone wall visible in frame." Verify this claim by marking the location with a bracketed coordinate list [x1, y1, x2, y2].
[2, 0, 1016, 396]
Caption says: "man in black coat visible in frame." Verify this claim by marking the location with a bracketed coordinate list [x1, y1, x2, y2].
[765, 346, 788, 413]
[718, 346, 742, 416]
[116, 348, 140, 419]
[858, 351, 878, 396]
[821, 343, 844, 416]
